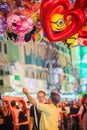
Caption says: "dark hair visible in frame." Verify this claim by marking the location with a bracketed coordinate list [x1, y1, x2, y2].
[50, 91, 60, 106]
[2, 100, 10, 109]
[0, 106, 3, 116]
[37, 90, 46, 96]
[82, 94, 87, 104]
[11, 100, 16, 107]
[27, 101, 30, 104]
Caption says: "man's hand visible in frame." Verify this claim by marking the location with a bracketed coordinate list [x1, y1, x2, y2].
[23, 87, 28, 94]
[23, 87, 37, 106]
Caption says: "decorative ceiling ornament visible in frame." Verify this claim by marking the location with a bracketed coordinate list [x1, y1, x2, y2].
[40, 0, 85, 42]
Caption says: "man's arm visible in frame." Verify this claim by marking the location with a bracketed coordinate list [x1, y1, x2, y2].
[29, 117, 34, 130]
[23, 88, 37, 106]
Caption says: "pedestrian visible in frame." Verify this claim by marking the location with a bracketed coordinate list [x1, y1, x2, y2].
[30, 90, 46, 130]
[23, 87, 60, 130]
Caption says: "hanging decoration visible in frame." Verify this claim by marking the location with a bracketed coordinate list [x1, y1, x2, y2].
[14, 0, 22, 7]
[0, 0, 86, 47]
[63, 33, 79, 49]
[6, 6, 41, 45]
[73, 0, 87, 38]
[0, 11, 7, 35]
[51, 13, 68, 33]
[0, 2, 11, 16]
[6, 29, 19, 45]
[40, 0, 85, 42]
[0, 1, 10, 35]
[5, 0, 42, 45]
[7, 8, 35, 35]
[23, 0, 42, 42]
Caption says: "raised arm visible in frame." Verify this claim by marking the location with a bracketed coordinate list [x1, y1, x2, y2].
[23, 87, 37, 107]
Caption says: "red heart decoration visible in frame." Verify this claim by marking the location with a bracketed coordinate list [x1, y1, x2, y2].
[74, 0, 87, 38]
[40, 0, 85, 42]
[74, 0, 87, 10]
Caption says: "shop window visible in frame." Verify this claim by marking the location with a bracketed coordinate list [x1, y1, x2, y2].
[0, 42, 1, 52]
[0, 80, 3, 86]
[0, 70, 3, 75]
[4, 44, 7, 54]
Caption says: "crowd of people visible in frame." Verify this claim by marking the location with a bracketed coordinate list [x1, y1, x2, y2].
[0, 88, 87, 130]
